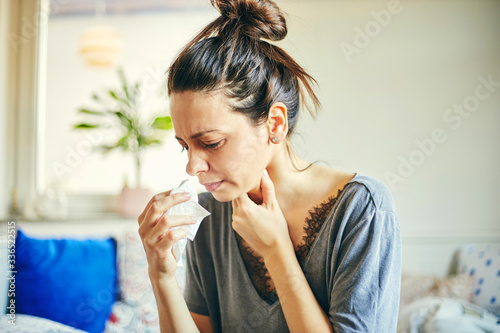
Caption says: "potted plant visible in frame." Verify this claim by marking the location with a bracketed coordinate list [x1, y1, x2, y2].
[73, 67, 173, 217]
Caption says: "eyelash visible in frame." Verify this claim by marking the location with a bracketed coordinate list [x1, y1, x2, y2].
[181, 141, 223, 153]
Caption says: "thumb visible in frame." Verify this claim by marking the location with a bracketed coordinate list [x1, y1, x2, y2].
[260, 169, 276, 206]
[233, 193, 253, 209]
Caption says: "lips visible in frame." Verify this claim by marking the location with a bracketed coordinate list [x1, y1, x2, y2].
[202, 180, 223, 192]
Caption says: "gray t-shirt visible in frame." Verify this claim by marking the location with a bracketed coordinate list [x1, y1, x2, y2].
[184, 173, 401, 332]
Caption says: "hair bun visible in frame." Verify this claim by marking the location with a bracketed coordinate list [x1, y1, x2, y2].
[211, 0, 287, 41]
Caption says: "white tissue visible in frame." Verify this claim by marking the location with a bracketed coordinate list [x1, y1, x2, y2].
[166, 179, 210, 266]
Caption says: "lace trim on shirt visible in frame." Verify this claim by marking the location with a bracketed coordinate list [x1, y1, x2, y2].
[295, 188, 343, 264]
[235, 233, 278, 304]
[235, 187, 345, 304]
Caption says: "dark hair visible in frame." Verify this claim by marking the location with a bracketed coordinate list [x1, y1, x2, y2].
[167, 0, 320, 136]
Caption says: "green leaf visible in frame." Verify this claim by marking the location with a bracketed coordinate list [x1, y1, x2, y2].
[117, 67, 127, 85]
[117, 133, 132, 150]
[73, 123, 100, 129]
[99, 145, 118, 154]
[113, 111, 133, 129]
[151, 116, 172, 130]
[78, 108, 104, 116]
[109, 89, 132, 109]
[134, 82, 140, 97]
[117, 67, 131, 102]
[109, 90, 119, 100]
[138, 134, 162, 148]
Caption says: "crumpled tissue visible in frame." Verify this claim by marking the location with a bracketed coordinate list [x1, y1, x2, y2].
[166, 179, 210, 266]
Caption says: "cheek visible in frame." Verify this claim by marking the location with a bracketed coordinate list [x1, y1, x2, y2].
[226, 140, 268, 183]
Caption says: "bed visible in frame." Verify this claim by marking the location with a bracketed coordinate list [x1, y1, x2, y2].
[1, 220, 499, 332]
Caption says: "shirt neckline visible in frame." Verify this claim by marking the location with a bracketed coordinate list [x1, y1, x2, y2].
[230, 172, 360, 308]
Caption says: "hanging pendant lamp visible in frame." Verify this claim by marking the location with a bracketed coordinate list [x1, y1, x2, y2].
[78, 0, 123, 68]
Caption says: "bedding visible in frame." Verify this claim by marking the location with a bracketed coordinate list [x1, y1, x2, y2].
[0, 314, 87, 332]
[398, 242, 500, 333]
[400, 272, 474, 309]
[397, 297, 500, 333]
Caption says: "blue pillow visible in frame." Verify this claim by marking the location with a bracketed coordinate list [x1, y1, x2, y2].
[14, 228, 118, 333]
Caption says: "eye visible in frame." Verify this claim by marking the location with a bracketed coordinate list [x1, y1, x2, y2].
[181, 146, 188, 153]
[204, 140, 223, 150]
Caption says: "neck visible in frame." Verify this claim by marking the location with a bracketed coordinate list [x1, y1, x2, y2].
[247, 142, 312, 211]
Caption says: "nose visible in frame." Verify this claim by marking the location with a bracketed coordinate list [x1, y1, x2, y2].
[185, 149, 209, 176]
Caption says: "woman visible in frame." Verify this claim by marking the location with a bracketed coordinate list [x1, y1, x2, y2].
[138, 0, 402, 332]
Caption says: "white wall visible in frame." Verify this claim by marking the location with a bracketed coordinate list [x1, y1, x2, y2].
[41, 0, 500, 246]
[280, 0, 500, 240]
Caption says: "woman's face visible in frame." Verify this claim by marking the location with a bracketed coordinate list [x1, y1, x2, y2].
[170, 91, 272, 202]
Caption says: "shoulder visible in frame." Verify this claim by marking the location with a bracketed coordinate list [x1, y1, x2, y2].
[328, 174, 401, 257]
[340, 173, 397, 214]
[327, 172, 399, 235]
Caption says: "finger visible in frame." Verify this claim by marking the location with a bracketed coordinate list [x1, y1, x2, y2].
[233, 194, 246, 209]
[143, 192, 192, 226]
[138, 190, 171, 225]
[155, 228, 188, 253]
[149, 215, 196, 242]
[260, 169, 276, 206]
[233, 193, 256, 211]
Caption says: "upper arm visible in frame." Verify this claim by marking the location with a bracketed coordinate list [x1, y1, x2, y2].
[329, 207, 401, 332]
[190, 312, 214, 333]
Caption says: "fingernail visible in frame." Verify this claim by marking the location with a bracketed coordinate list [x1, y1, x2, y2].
[191, 217, 197, 223]
[182, 192, 191, 198]
[263, 169, 269, 178]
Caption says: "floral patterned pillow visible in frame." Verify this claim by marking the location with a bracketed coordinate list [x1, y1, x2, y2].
[105, 228, 188, 333]
[106, 228, 160, 332]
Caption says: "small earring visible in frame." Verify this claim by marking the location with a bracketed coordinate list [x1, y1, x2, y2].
[271, 137, 278, 143]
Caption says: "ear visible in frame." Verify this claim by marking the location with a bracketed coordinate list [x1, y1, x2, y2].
[266, 102, 288, 144]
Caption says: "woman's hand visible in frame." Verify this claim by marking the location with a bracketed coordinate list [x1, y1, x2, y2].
[231, 170, 294, 260]
[138, 191, 196, 281]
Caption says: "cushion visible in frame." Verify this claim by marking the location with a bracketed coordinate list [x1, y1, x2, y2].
[456, 243, 500, 315]
[15, 228, 118, 333]
[104, 301, 159, 333]
[400, 272, 474, 309]
[107, 228, 187, 332]
[110, 229, 160, 332]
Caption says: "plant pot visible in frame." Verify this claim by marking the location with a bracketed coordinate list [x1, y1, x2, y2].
[118, 187, 152, 218]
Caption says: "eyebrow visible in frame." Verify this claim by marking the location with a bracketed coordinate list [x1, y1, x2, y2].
[175, 129, 221, 141]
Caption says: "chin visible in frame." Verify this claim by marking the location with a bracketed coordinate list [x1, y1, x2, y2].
[209, 184, 250, 202]
[207, 180, 259, 203]
[210, 191, 237, 203]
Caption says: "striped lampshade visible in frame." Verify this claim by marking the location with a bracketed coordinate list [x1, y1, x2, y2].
[78, 24, 123, 68]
